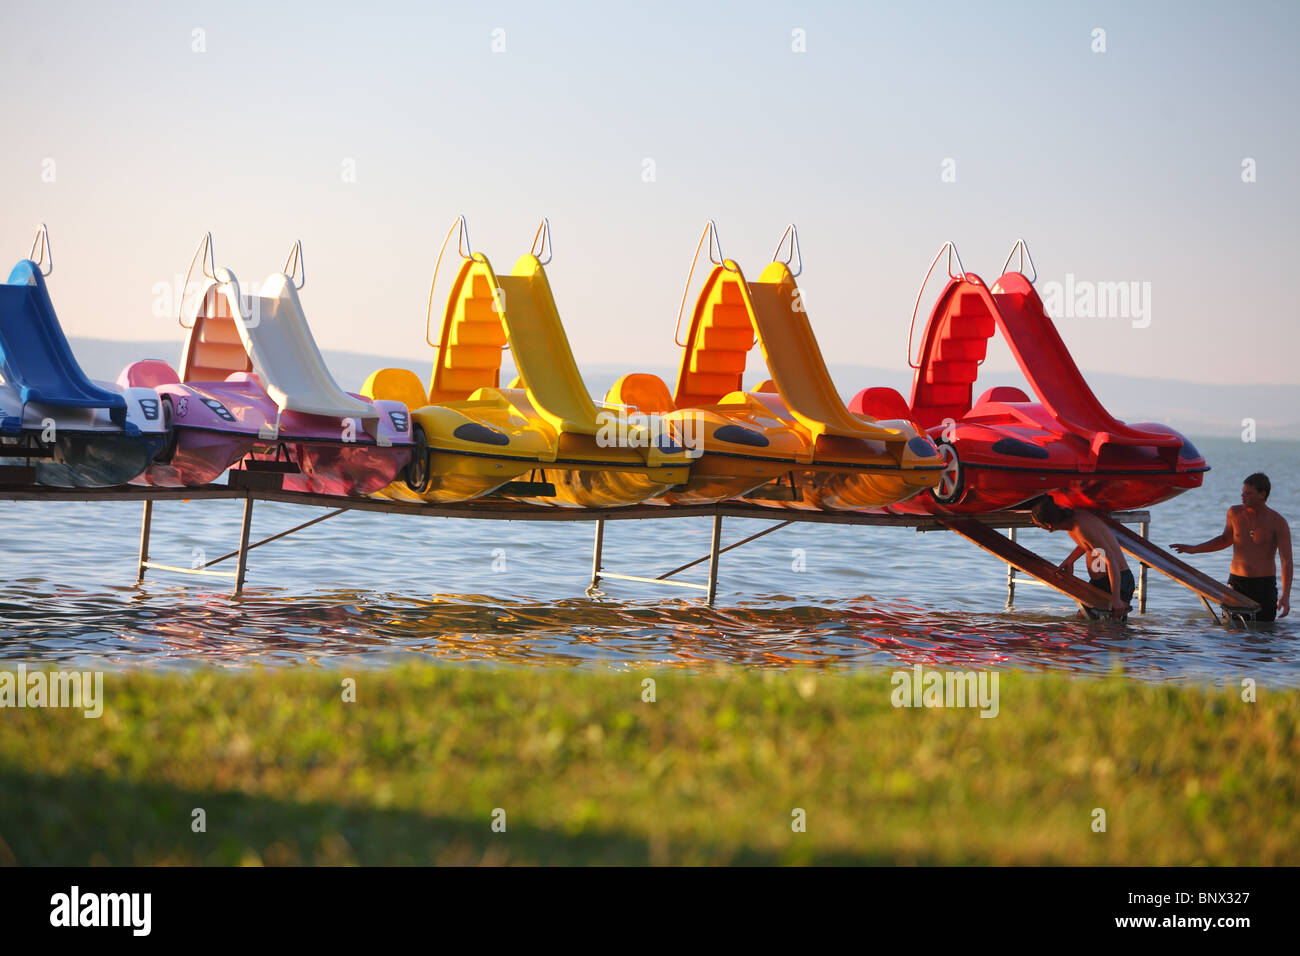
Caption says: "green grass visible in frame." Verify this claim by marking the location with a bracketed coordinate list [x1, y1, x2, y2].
[0, 665, 1296, 865]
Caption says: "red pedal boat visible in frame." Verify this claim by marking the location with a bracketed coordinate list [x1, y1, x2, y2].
[853, 241, 1208, 514]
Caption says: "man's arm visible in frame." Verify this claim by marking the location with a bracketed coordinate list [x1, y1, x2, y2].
[1172, 511, 1234, 554]
[1058, 544, 1087, 572]
[1278, 517, 1292, 618]
[1081, 515, 1129, 614]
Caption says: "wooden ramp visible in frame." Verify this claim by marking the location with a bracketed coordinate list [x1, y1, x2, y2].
[938, 517, 1112, 614]
[1097, 514, 1260, 617]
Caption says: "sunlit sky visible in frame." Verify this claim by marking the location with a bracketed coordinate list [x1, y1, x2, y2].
[3, 0, 1296, 386]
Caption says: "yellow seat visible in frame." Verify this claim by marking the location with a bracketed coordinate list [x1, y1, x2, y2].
[363, 368, 428, 413]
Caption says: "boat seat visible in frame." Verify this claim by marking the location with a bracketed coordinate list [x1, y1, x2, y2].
[225, 371, 265, 389]
[362, 367, 428, 410]
[606, 373, 674, 413]
[974, 386, 1031, 406]
[122, 359, 181, 389]
[849, 386, 912, 422]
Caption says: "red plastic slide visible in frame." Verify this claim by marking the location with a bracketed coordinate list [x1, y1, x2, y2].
[986, 272, 1179, 455]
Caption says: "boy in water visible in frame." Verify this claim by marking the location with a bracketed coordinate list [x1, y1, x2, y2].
[1172, 472, 1291, 621]
[1029, 497, 1133, 617]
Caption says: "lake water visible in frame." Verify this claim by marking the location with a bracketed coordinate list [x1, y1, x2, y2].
[1, 437, 1295, 685]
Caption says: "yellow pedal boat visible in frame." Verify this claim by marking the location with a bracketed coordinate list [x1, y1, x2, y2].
[364, 218, 691, 507]
[605, 223, 944, 510]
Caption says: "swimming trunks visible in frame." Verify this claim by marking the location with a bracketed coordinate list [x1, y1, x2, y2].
[1227, 574, 1278, 622]
[1089, 568, 1136, 605]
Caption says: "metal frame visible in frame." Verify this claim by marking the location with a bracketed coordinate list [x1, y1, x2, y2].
[4, 484, 1199, 616]
[589, 516, 792, 604]
[133, 494, 348, 595]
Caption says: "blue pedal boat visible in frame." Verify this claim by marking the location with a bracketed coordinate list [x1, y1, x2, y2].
[0, 227, 168, 487]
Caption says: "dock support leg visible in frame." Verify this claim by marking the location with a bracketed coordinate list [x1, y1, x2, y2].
[1138, 519, 1150, 614]
[136, 500, 153, 583]
[233, 498, 254, 596]
[588, 519, 605, 594]
[1006, 526, 1017, 608]
[706, 514, 723, 606]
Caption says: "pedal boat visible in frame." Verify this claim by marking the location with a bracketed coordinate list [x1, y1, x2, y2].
[855, 241, 1208, 515]
[0, 229, 168, 487]
[606, 224, 944, 510]
[364, 218, 691, 507]
[120, 237, 413, 495]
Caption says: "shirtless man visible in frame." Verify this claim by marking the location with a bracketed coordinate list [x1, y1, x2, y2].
[1172, 472, 1292, 621]
[1029, 497, 1133, 616]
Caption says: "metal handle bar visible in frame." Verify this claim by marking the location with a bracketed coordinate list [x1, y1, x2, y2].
[283, 240, 306, 290]
[426, 215, 475, 349]
[530, 218, 552, 265]
[674, 220, 741, 348]
[1000, 238, 1037, 283]
[178, 231, 218, 329]
[28, 223, 53, 276]
[771, 224, 802, 277]
[907, 241, 970, 369]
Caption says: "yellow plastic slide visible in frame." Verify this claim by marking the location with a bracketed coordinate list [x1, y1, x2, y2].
[492, 257, 602, 437]
[663, 223, 944, 510]
[742, 261, 905, 444]
[366, 219, 690, 507]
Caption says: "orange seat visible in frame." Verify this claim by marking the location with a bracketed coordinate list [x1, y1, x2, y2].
[606, 373, 674, 413]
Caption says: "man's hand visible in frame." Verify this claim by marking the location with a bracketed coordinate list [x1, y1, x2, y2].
[1109, 595, 1127, 615]
[1279, 594, 1291, 618]
[1171, 543, 1194, 554]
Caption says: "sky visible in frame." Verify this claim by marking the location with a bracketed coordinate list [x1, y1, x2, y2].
[2, 0, 1297, 387]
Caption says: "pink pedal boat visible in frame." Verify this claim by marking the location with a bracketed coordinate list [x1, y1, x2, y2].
[120, 236, 413, 495]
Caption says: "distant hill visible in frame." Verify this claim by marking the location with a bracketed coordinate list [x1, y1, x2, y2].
[73, 337, 1300, 440]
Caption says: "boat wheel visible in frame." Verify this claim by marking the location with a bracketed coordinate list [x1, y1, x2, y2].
[157, 395, 178, 464]
[404, 424, 430, 493]
[931, 440, 964, 504]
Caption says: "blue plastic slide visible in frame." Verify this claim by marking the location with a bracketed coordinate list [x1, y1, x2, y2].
[0, 259, 125, 417]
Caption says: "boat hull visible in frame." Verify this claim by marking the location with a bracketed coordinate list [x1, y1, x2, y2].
[506, 432, 689, 508]
[879, 414, 1208, 515]
[1, 379, 169, 488]
[365, 390, 559, 505]
[0, 428, 166, 488]
[121, 364, 413, 493]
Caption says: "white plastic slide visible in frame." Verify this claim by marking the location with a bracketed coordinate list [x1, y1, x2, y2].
[232, 272, 377, 422]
